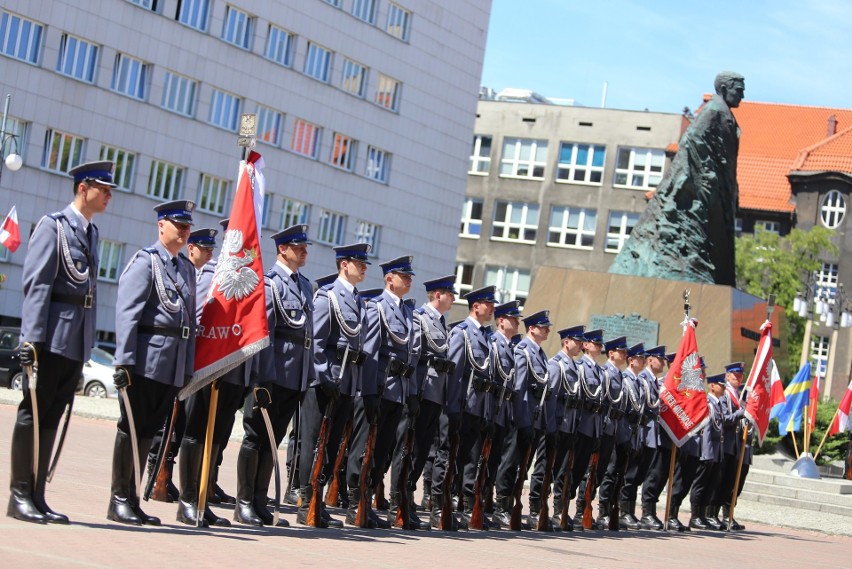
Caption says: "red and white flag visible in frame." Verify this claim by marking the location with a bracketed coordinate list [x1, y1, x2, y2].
[191, 153, 269, 386]
[743, 320, 774, 446]
[658, 318, 709, 447]
[768, 359, 786, 411]
[828, 379, 852, 436]
[0, 205, 21, 252]
[807, 373, 820, 432]
[726, 383, 741, 409]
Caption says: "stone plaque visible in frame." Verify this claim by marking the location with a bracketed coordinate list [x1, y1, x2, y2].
[589, 312, 659, 347]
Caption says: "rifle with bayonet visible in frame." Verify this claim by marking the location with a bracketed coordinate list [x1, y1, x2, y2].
[394, 422, 416, 528]
[325, 418, 352, 507]
[144, 397, 179, 501]
[355, 421, 378, 527]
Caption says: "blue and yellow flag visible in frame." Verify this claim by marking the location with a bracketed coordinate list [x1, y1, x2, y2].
[770, 361, 812, 434]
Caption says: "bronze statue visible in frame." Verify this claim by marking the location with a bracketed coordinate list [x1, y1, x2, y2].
[609, 72, 743, 286]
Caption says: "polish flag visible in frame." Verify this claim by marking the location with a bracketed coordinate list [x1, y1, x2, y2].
[768, 359, 786, 411]
[807, 373, 820, 432]
[0, 205, 21, 252]
[828, 379, 852, 436]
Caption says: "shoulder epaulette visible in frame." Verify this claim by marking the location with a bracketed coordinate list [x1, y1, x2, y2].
[456, 321, 469, 330]
[143, 246, 158, 254]
[414, 306, 426, 315]
[319, 283, 334, 292]
[265, 268, 276, 278]
[48, 211, 65, 221]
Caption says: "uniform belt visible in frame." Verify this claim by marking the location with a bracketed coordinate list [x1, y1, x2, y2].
[336, 345, 366, 366]
[139, 324, 191, 339]
[387, 356, 415, 378]
[421, 355, 455, 374]
[470, 374, 491, 393]
[279, 329, 312, 349]
[51, 292, 94, 308]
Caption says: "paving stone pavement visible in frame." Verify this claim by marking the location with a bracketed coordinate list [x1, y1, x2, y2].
[2, 393, 851, 568]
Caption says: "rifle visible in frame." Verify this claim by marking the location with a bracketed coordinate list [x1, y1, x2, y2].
[325, 419, 352, 507]
[559, 441, 575, 530]
[355, 421, 378, 527]
[537, 436, 556, 531]
[582, 450, 599, 530]
[469, 437, 491, 530]
[394, 424, 416, 528]
[145, 397, 179, 501]
[509, 442, 533, 530]
[439, 432, 460, 530]
[306, 401, 335, 526]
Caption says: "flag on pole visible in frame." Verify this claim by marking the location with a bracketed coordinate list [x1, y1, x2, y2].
[828, 379, 852, 436]
[770, 361, 812, 435]
[807, 373, 820, 432]
[726, 383, 741, 409]
[0, 205, 21, 252]
[742, 320, 775, 445]
[658, 318, 709, 447]
[768, 359, 786, 411]
[189, 153, 269, 387]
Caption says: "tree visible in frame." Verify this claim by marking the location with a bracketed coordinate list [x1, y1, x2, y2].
[735, 226, 837, 373]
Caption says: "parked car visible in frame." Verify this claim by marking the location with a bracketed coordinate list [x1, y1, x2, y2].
[0, 326, 22, 390]
[80, 347, 117, 398]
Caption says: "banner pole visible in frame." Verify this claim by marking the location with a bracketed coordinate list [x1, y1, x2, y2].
[663, 446, 677, 531]
[727, 424, 749, 532]
[791, 428, 800, 458]
[813, 408, 839, 462]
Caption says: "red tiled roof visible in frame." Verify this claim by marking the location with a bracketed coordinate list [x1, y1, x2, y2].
[790, 125, 852, 175]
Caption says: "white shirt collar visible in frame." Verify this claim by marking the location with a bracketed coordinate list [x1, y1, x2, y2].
[386, 289, 401, 304]
[336, 276, 354, 294]
[68, 203, 88, 231]
[276, 259, 295, 278]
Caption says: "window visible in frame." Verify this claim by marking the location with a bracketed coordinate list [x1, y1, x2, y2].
[197, 173, 229, 215]
[499, 137, 547, 179]
[1, 117, 26, 161]
[816, 263, 839, 300]
[261, 193, 272, 228]
[735, 217, 743, 237]
[614, 147, 665, 189]
[330, 133, 356, 170]
[375, 74, 401, 111]
[341, 58, 367, 97]
[304, 42, 332, 82]
[316, 209, 346, 246]
[491, 201, 539, 243]
[221, 5, 253, 49]
[756, 220, 781, 234]
[485, 266, 531, 305]
[455, 263, 474, 302]
[548, 206, 597, 249]
[176, 0, 209, 31]
[0, 243, 9, 261]
[460, 198, 483, 238]
[352, 0, 377, 23]
[280, 198, 310, 229]
[811, 335, 829, 379]
[97, 240, 124, 282]
[365, 146, 389, 182]
[56, 34, 98, 82]
[820, 190, 847, 229]
[99, 145, 136, 191]
[0, 10, 43, 64]
[355, 220, 380, 256]
[469, 135, 492, 174]
[291, 119, 320, 158]
[127, 0, 158, 10]
[162, 71, 197, 117]
[111, 53, 149, 100]
[323, 0, 342, 6]
[265, 25, 294, 66]
[209, 89, 241, 131]
[147, 159, 184, 200]
[256, 105, 283, 146]
[42, 129, 84, 174]
[386, 3, 411, 40]
[605, 211, 640, 253]
[556, 142, 605, 184]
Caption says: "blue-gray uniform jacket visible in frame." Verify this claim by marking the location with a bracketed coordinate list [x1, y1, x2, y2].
[638, 368, 661, 449]
[21, 205, 98, 363]
[114, 241, 196, 387]
[602, 361, 625, 438]
[620, 369, 644, 448]
[576, 354, 604, 439]
[258, 263, 314, 391]
[489, 331, 515, 429]
[312, 278, 364, 398]
[513, 337, 554, 432]
[701, 394, 723, 462]
[447, 318, 491, 418]
[361, 290, 416, 403]
[550, 351, 580, 435]
[412, 303, 452, 407]
[720, 386, 745, 456]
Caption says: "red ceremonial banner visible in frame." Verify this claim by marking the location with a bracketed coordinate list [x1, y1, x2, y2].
[743, 321, 773, 445]
[191, 157, 269, 384]
[658, 320, 709, 447]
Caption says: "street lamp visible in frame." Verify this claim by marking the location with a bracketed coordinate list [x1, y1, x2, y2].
[0, 94, 23, 186]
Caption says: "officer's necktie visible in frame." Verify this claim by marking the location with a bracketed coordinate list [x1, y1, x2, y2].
[353, 287, 360, 305]
[440, 315, 446, 329]
[86, 224, 94, 252]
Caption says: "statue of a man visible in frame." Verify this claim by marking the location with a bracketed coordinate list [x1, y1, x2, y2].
[609, 72, 744, 286]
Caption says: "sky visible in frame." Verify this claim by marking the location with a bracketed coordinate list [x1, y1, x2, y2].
[480, 0, 852, 114]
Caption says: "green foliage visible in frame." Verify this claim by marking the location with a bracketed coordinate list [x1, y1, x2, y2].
[755, 398, 847, 465]
[735, 226, 838, 372]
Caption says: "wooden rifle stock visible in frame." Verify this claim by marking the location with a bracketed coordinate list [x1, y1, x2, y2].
[355, 422, 378, 527]
[146, 398, 179, 502]
[469, 437, 492, 530]
[306, 404, 335, 527]
[439, 433, 460, 530]
[537, 436, 556, 531]
[325, 419, 352, 507]
[559, 444, 575, 530]
[582, 450, 599, 529]
[510, 442, 533, 530]
[394, 426, 416, 528]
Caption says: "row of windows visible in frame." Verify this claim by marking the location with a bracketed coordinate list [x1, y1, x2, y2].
[321, 0, 412, 41]
[460, 198, 640, 253]
[469, 135, 666, 191]
[453, 263, 530, 306]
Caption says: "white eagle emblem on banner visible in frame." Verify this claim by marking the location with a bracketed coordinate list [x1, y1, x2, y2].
[677, 352, 704, 392]
[210, 229, 260, 301]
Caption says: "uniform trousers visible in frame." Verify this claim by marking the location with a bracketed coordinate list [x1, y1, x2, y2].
[568, 432, 597, 501]
[691, 459, 720, 510]
[241, 383, 301, 452]
[458, 411, 488, 498]
[670, 453, 701, 509]
[716, 451, 749, 507]
[346, 397, 402, 490]
[183, 381, 248, 446]
[16, 351, 82, 430]
[598, 440, 631, 506]
[118, 376, 179, 441]
[528, 429, 557, 501]
[551, 430, 576, 507]
[576, 433, 615, 504]
[494, 425, 534, 498]
[641, 443, 673, 505]
[409, 400, 443, 493]
[621, 445, 654, 503]
[297, 387, 353, 488]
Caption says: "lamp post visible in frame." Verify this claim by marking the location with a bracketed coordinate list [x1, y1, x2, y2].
[0, 94, 23, 186]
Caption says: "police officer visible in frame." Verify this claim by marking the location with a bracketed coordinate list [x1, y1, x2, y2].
[718, 361, 748, 530]
[690, 372, 725, 530]
[109, 199, 197, 526]
[297, 243, 370, 528]
[9, 161, 114, 524]
[186, 228, 217, 275]
[234, 224, 312, 527]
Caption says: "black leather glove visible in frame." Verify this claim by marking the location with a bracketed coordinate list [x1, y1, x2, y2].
[19, 342, 42, 367]
[447, 412, 461, 435]
[254, 387, 272, 409]
[363, 394, 380, 424]
[113, 367, 132, 390]
[320, 380, 340, 401]
[405, 395, 420, 419]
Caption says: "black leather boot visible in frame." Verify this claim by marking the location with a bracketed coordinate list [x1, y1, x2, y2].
[176, 440, 207, 526]
[253, 451, 275, 526]
[387, 491, 401, 527]
[7, 422, 47, 524]
[620, 500, 640, 529]
[640, 501, 663, 530]
[483, 482, 494, 514]
[408, 490, 429, 530]
[419, 481, 431, 511]
[374, 480, 389, 510]
[345, 488, 362, 527]
[130, 438, 161, 526]
[491, 495, 510, 529]
[705, 505, 724, 530]
[429, 496, 457, 531]
[297, 487, 322, 527]
[688, 502, 711, 530]
[107, 432, 142, 525]
[572, 496, 587, 531]
[31, 429, 69, 524]
[667, 505, 688, 532]
[202, 444, 230, 527]
[366, 489, 390, 529]
[722, 505, 744, 530]
[594, 501, 609, 530]
[527, 497, 539, 530]
[234, 446, 263, 526]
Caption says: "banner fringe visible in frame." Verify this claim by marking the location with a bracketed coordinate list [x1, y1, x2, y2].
[178, 336, 269, 401]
